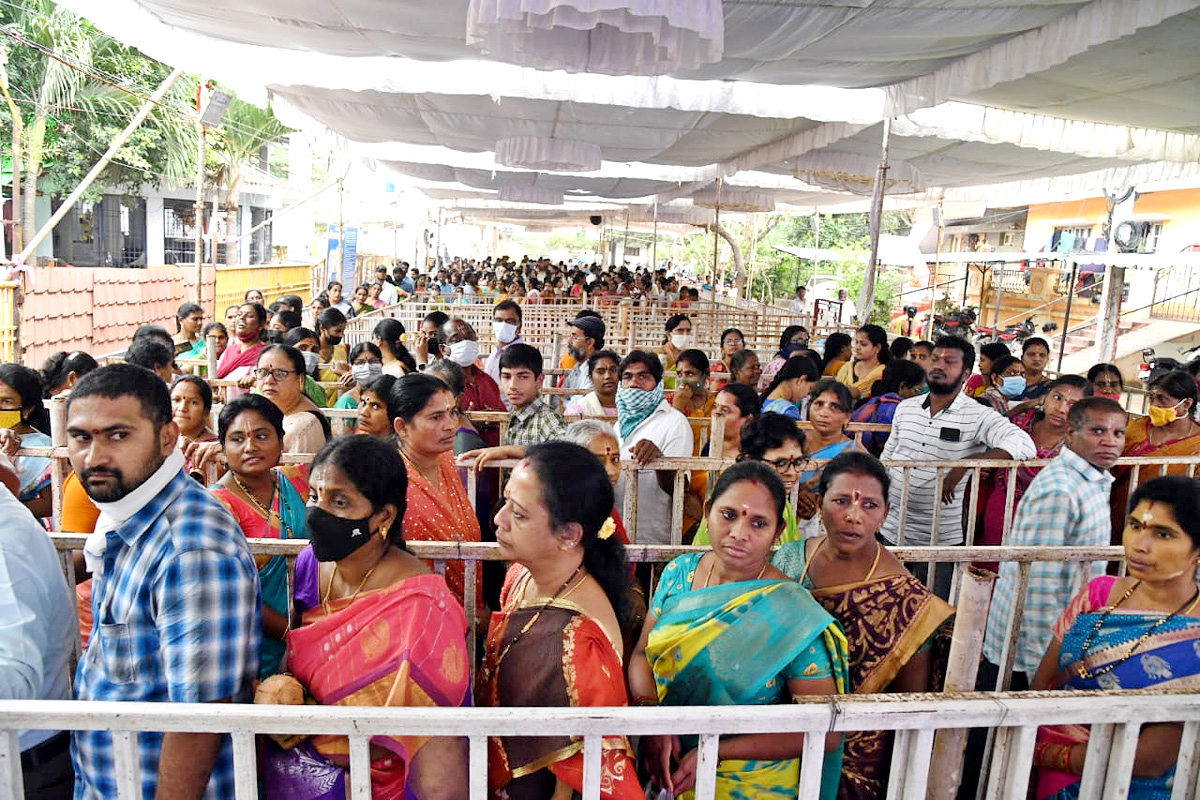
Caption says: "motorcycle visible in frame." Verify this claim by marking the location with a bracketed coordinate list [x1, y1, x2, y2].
[932, 307, 977, 340]
[1139, 345, 1199, 384]
[976, 317, 1059, 354]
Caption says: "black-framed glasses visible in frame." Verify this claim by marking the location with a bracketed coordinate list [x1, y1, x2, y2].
[765, 457, 808, 472]
[254, 367, 298, 381]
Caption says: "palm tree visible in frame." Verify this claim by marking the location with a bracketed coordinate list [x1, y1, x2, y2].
[210, 100, 291, 266]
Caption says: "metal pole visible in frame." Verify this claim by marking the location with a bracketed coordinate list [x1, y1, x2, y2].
[651, 201, 658, 271]
[19, 67, 184, 263]
[194, 122, 206, 306]
[1056, 261, 1079, 373]
[860, 116, 892, 323]
[337, 178, 345, 281]
[711, 178, 722, 289]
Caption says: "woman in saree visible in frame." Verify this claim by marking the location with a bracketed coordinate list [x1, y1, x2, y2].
[209, 395, 308, 677]
[709, 327, 745, 392]
[217, 302, 267, 399]
[693, 413, 803, 547]
[774, 452, 953, 799]
[260, 435, 470, 800]
[1110, 370, 1200, 541]
[391, 372, 484, 615]
[795, 379, 864, 538]
[1031, 475, 1200, 800]
[630, 460, 848, 800]
[478, 441, 642, 800]
[835, 325, 890, 400]
[978, 376, 1088, 562]
[170, 375, 218, 481]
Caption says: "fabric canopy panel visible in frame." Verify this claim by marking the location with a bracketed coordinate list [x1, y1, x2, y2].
[94, 0, 1093, 87]
[271, 85, 826, 167]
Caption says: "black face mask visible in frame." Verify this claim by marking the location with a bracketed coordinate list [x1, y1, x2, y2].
[326, 335, 344, 347]
[264, 329, 283, 344]
[306, 506, 376, 562]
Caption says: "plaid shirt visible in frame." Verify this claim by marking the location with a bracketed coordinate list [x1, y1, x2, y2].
[982, 446, 1114, 674]
[506, 397, 568, 447]
[72, 470, 261, 800]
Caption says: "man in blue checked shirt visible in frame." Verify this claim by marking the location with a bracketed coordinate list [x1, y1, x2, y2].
[66, 364, 260, 800]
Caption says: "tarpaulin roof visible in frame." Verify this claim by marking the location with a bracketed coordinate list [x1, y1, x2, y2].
[57, 0, 1200, 216]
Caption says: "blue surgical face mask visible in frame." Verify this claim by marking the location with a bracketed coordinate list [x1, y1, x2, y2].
[999, 375, 1026, 398]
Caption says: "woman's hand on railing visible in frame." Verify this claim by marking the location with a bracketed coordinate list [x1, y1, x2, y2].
[640, 733, 680, 795]
[458, 445, 526, 472]
[795, 488, 820, 521]
[236, 373, 257, 389]
[185, 440, 225, 472]
[0, 428, 18, 460]
[338, 371, 355, 390]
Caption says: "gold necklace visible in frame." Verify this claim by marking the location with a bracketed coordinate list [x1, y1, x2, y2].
[320, 545, 390, 609]
[1077, 580, 1200, 680]
[702, 555, 768, 588]
[233, 471, 276, 520]
[487, 565, 585, 677]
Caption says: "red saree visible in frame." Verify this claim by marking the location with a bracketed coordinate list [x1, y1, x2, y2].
[217, 337, 264, 379]
[402, 450, 483, 613]
[478, 566, 641, 800]
[282, 574, 471, 800]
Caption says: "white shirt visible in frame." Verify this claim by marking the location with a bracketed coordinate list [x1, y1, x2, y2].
[838, 298, 856, 326]
[0, 485, 75, 750]
[879, 390, 1036, 546]
[377, 281, 399, 306]
[615, 400, 694, 545]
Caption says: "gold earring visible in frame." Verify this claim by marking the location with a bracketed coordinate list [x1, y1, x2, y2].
[380, 527, 389, 540]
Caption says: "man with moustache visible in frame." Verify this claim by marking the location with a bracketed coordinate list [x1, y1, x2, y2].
[878, 337, 1035, 596]
[561, 312, 605, 407]
[66, 364, 260, 800]
[982, 396, 1127, 689]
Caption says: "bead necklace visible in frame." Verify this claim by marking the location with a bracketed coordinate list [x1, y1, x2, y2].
[1077, 580, 1200, 680]
[488, 564, 585, 676]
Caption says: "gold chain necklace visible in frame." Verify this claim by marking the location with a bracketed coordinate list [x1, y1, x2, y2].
[1077, 580, 1200, 680]
[702, 555, 768, 588]
[233, 471, 276, 519]
[321, 545, 390, 609]
[487, 565, 585, 678]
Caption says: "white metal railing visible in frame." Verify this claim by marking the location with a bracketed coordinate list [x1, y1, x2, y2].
[53, 533, 1126, 699]
[4, 692, 1200, 800]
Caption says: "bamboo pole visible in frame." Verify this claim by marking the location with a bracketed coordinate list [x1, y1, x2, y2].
[861, 116, 892, 323]
[927, 566, 996, 800]
[19, 67, 184, 264]
[194, 121, 206, 306]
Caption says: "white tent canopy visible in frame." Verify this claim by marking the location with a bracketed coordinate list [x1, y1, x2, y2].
[57, 0, 1200, 213]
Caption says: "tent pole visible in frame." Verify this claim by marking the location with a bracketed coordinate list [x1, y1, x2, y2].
[711, 178, 722, 293]
[651, 201, 658, 271]
[861, 116, 892, 324]
[19, 66, 184, 264]
[1056, 260, 1078, 372]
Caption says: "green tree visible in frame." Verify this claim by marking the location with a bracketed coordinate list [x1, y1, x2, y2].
[208, 99, 292, 265]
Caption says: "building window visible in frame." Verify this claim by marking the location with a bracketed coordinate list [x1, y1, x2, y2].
[164, 199, 225, 265]
[51, 195, 146, 266]
[1142, 222, 1163, 253]
[1000, 231, 1015, 247]
[1053, 225, 1092, 252]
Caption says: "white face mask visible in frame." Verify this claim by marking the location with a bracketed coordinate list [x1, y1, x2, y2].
[492, 320, 519, 344]
[351, 362, 382, 383]
[671, 332, 693, 350]
[300, 350, 320, 374]
[447, 339, 480, 367]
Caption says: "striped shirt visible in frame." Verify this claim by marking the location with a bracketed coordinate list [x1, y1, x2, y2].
[879, 391, 1036, 546]
[72, 470, 261, 800]
[983, 447, 1114, 674]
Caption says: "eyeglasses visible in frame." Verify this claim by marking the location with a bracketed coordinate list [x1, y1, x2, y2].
[254, 368, 298, 381]
[765, 457, 808, 472]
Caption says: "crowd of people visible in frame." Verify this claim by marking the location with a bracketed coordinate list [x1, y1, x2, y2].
[2, 261, 1200, 800]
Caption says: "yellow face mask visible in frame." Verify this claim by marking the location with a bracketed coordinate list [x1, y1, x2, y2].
[1147, 399, 1185, 428]
[0, 410, 21, 429]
